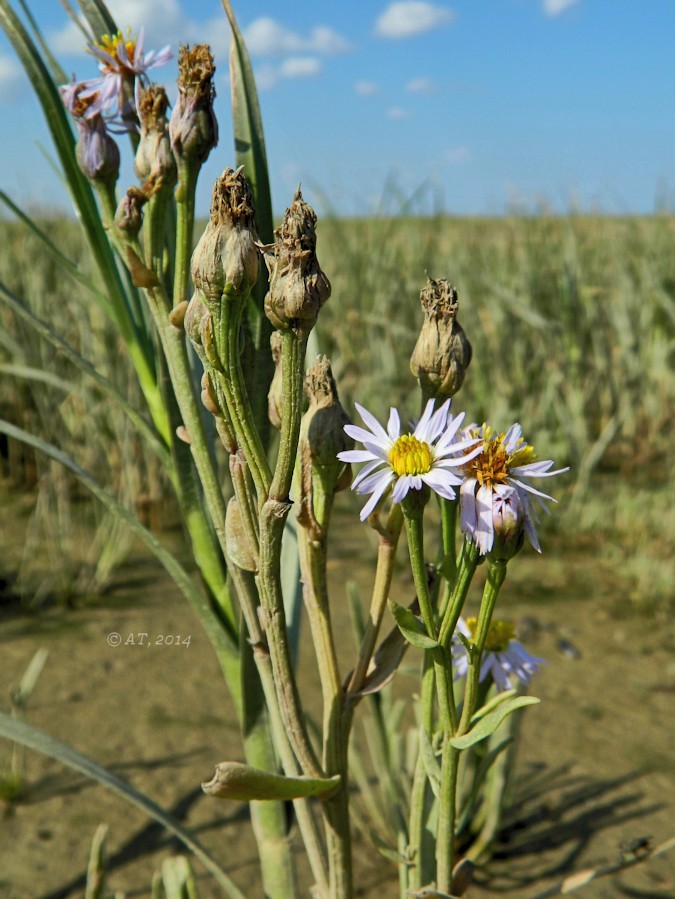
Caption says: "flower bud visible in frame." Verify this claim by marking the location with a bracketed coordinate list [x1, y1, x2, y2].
[488, 486, 525, 562]
[170, 44, 218, 169]
[410, 277, 472, 401]
[190, 167, 259, 303]
[184, 290, 209, 354]
[225, 496, 257, 572]
[267, 331, 283, 429]
[76, 116, 120, 187]
[263, 187, 331, 337]
[135, 84, 176, 196]
[297, 357, 353, 537]
[114, 186, 146, 239]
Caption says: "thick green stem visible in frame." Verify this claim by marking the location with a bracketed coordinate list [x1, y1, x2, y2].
[407, 654, 436, 892]
[173, 162, 198, 310]
[439, 539, 480, 648]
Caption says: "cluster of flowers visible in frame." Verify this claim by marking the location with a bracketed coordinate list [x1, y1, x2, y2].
[338, 398, 567, 557]
[59, 29, 171, 180]
[338, 398, 566, 691]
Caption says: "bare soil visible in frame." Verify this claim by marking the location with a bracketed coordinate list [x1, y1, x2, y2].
[1, 487, 674, 899]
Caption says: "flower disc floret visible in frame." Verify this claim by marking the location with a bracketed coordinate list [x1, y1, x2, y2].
[337, 398, 482, 522]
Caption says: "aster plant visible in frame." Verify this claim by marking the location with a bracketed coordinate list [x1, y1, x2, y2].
[1, 1, 629, 898]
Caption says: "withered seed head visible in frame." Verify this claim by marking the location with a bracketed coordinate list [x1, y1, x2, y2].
[190, 167, 260, 302]
[114, 186, 147, 239]
[170, 44, 218, 168]
[410, 277, 472, 401]
[263, 187, 331, 337]
[135, 84, 176, 195]
[302, 356, 353, 488]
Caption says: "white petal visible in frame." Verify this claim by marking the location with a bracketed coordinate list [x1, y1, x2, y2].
[387, 407, 401, 439]
[354, 403, 390, 443]
[391, 475, 412, 504]
[337, 449, 378, 464]
[351, 459, 385, 490]
[421, 469, 458, 500]
[356, 467, 394, 496]
[413, 398, 437, 442]
[359, 471, 393, 520]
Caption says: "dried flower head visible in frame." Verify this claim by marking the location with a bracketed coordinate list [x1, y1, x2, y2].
[170, 44, 218, 168]
[134, 84, 176, 195]
[191, 167, 260, 302]
[410, 278, 472, 401]
[114, 186, 147, 238]
[263, 188, 331, 337]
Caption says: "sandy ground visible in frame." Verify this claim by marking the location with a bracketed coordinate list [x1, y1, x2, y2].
[1, 494, 674, 899]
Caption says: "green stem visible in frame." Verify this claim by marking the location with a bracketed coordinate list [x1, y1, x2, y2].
[439, 539, 480, 648]
[173, 162, 197, 310]
[407, 654, 436, 892]
[436, 558, 507, 891]
[258, 329, 323, 778]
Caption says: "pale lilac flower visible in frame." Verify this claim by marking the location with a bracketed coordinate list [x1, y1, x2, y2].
[60, 79, 120, 184]
[452, 617, 545, 692]
[459, 423, 568, 554]
[337, 398, 481, 521]
[82, 28, 172, 118]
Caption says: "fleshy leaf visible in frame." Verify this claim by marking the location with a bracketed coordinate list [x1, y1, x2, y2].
[202, 762, 340, 801]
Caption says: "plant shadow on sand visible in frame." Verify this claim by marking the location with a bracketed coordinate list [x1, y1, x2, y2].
[478, 764, 665, 894]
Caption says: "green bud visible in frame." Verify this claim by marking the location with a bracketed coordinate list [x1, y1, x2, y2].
[488, 488, 525, 562]
[135, 84, 177, 196]
[263, 187, 331, 337]
[191, 167, 259, 303]
[410, 278, 472, 401]
[225, 496, 257, 572]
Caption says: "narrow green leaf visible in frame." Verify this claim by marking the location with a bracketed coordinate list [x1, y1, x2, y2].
[16, 0, 68, 84]
[77, 0, 117, 42]
[389, 599, 439, 650]
[202, 761, 340, 801]
[450, 696, 540, 750]
[0, 712, 244, 899]
[470, 687, 519, 724]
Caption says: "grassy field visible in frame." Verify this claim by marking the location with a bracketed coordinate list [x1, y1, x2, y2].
[1, 212, 674, 897]
[2, 212, 672, 606]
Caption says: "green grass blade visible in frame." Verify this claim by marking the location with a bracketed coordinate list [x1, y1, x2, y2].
[16, 0, 68, 84]
[77, 0, 117, 41]
[0, 362, 80, 394]
[0, 712, 245, 899]
[0, 283, 171, 468]
[0, 419, 236, 661]
[0, 0, 152, 364]
[221, 0, 275, 449]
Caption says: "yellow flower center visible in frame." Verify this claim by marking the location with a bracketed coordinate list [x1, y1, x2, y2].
[466, 616, 515, 652]
[388, 435, 433, 477]
[95, 30, 137, 72]
[466, 424, 536, 489]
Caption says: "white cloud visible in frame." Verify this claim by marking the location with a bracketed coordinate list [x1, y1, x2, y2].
[0, 56, 26, 104]
[280, 57, 322, 78]
[48, 0, 230, 61]
[387, 106, 410, 120]
[244, 17, 351, 57]
[375, 2, 454, 39]
[355, 80, 378, 96]
[255, 57, 323, 90]
[543, 0, 580, 15]
[407, 77, 436, 94]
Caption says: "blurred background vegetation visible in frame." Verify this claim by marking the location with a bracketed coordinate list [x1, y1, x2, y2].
[1, 206, 673, 611]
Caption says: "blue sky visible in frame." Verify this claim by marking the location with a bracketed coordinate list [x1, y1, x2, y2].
[0, 0, 674, 218]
